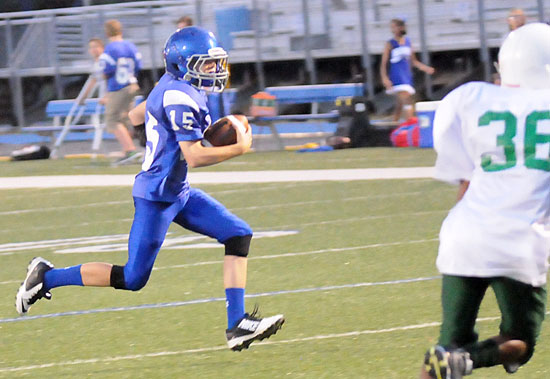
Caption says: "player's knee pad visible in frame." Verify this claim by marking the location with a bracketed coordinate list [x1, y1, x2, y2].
[110, 265, 126, 290]
[110, 264, 149, 291]
[224, 234, 252, 257]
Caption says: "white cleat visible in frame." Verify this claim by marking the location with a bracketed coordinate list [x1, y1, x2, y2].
[226, 306, 284, 351]
[15, 257, 54, 315]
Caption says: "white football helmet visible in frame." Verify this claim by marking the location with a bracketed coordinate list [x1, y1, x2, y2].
[498, 23, 550, 89]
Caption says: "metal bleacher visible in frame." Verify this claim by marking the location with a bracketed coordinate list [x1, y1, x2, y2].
[2, 0, 547, 78]
[1, 0, 549, 130]
[228, 0, 547, 61]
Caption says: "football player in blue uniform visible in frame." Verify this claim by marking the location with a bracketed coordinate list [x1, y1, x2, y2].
[15, 27, 284, 351]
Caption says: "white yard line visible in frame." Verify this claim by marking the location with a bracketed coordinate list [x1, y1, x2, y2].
[267, 210, 447, 230]
[0, 186, 451, 219]
[0, 234, 130, 253]
[0, 280, 19, 285]
[0, 207, 447, 238]
[0, 218, 134, 235]
[0, 188, 448, 227]
[152, 238, 438, 271]
[1, 188, 100, 200]
[0, 238, 438, 279]
[0, 276, 441, 324]
[231, 191, 426, 211]
[207, 181, 317, 195]
[0, 200, 131, 216]
[0, 167, 435, 189]
[0, 315, 506, 373]
[0, 211, 443, 257]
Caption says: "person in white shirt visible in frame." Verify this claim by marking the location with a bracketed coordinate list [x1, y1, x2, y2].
[78, 38, 107, 104]
[421, 23, 550, 379]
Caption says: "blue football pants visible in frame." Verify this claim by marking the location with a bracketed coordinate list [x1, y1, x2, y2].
[123, 188, 252, 290]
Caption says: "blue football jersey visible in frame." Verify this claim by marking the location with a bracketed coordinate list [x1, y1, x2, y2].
[100, 40, 142, 92]
[132, 73, 212, 202]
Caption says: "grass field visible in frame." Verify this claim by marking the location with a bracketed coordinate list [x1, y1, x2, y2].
[0, 148, 549, 378]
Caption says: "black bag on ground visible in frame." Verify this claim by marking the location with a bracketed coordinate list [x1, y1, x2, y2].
[11, 145, 51, 161]
[333, 97, 392, 147]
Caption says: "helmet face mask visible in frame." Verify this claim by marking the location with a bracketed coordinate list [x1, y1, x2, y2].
[164, 27, 229, 92]
[498, 23, 550, 89]
[183, 48, 229, 93]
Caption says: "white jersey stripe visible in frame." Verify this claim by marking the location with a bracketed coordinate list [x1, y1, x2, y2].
[163, 90, 199, 113]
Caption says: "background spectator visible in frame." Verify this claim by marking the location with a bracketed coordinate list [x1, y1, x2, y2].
[176, 15, 193, 29]
[494, 8, 527, 84]
[508, 8, 526, 31]
[79, 38, 106, 104]
[380, 18, 434, 122]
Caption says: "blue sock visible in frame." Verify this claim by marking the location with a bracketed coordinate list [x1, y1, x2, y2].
[225, 288, 245, 329]
[43, 265, 84, 291]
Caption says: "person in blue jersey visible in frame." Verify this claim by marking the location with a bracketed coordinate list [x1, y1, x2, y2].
[100, 19, 143, 165]
[15, 27, 284, 351]
[380, 18, 434, 122]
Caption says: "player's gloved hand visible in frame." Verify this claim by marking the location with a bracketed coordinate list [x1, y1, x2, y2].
[133, 123, 147, 147]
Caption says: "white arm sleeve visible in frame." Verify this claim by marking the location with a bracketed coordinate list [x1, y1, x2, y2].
[433, 86, 475, 185]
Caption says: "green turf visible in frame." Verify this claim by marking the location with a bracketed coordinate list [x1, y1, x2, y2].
[0, 148, 548, 378]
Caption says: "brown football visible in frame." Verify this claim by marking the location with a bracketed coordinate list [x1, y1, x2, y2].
[204, 115, 250, 146]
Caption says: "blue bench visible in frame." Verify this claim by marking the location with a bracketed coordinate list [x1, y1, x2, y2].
[250, 83, 365, 149]
[28, 96, 143, 157]
[43, 96, 143, 131]
[17, 99, 107, 135]
[46, 99, 105, 118]
[264, 83, 364, 104]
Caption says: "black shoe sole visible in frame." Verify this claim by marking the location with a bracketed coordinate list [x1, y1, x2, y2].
[231, 317, 285, 352]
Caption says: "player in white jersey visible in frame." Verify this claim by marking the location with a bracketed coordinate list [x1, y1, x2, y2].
[422, 23, 550, 378]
